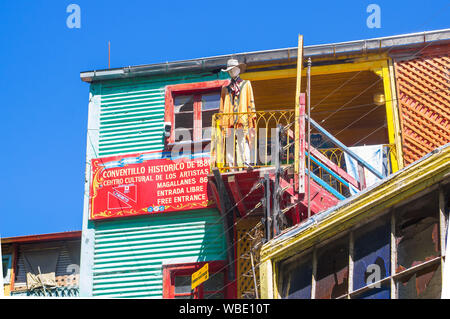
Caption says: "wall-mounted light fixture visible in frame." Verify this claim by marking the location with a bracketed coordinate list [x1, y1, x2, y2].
[373, 93, 385, 106]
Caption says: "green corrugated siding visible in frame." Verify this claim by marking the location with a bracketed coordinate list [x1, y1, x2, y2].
[88, 72, 229, 298]
[92, 209, 226, 298]
[97, 73, 228, 157]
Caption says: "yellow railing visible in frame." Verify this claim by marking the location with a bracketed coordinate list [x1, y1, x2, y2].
[211, 110, 296, 172]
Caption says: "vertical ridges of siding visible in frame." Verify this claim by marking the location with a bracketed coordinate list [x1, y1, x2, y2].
[99, 86, 166, 157]
[92, 209, 226, 298]
[97, 73, 227, 157]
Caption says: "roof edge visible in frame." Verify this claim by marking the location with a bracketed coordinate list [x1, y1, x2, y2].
[80, 28, 450, 83]
[1, 231, 81, 244]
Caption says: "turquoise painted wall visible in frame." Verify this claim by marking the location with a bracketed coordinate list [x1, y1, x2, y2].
[82, 71, 229, 298]
[93, 209, 226, 298]
[92, 72, 228, 157]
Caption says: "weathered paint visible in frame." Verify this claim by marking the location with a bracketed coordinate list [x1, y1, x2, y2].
[259, 143, 450, 298]
[92, 209, 226, 298]
[80, 71, 229, 297]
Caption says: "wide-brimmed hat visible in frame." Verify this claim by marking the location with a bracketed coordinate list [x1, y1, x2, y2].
[221, 59, 246, 73]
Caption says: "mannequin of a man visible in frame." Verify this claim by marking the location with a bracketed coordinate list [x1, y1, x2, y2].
[219, 59, 256, 169]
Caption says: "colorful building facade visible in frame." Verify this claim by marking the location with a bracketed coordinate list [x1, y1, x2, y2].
[79, 28, 449, 298]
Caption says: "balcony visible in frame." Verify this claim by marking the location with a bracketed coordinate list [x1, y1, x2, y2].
[209, 108, 394, 214]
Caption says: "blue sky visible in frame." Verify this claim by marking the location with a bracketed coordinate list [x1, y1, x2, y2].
[0, 1, 448, 237]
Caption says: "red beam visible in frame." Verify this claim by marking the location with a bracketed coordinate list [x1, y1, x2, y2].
[1, 231, 81, 244]
[227, 175, 247, 216]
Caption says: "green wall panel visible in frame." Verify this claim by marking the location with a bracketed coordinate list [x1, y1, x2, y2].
[86, 71, 229, 298]
[92, 209, 227, 298]
[96, 72, 228, 157]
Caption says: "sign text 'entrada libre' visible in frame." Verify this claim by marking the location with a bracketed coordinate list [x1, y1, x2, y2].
[89, 151, 211, 220]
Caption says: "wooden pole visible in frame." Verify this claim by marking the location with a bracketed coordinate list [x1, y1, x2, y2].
[294, 35, 304, 193]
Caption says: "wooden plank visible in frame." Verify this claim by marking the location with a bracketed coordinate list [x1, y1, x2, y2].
[402, 104, 448, 135]
[396, 72, 450, 115]
[294, 35, 304, 193]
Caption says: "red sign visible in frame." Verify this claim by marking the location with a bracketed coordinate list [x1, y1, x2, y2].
[89, 152, 211, 220]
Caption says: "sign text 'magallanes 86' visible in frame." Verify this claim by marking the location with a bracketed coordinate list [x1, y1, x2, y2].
[89, 151, 211, 220]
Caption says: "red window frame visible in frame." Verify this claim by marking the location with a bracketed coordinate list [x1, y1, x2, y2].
[164, 80, 229, 145]
[162, 261, 231, 299]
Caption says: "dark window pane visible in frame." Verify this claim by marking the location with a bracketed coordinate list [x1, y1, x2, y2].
[2, 258, 8, 279]
[353, 215, 390, 291]
[174, 276, 192, 294]
[202, 110, 216, 129]
[175, 112, 193, 129]
[175, 128, 193, 142]
[202, 92, 220, 111]
[315, 236, 349, 299]
[279, 254, 312, 299]
[397, 263, 441, 299]
[174, 95, 194, 113]
[396, 192, 440, 272]
[352, 282, 390, 299]
[204, 272, 224, 292]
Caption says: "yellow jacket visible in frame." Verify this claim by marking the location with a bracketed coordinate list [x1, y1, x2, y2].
[219, 80, 256, 130]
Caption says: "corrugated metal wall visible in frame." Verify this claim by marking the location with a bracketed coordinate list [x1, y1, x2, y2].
[96, 73, 227, 157]
[92, 209, 226, 298]
[393, 45, 449, 165]
[86, 72, 229, 298]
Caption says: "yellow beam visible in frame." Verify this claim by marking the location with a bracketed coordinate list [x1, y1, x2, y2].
[259, 259, 274, 299]
[241, 59, 390, 81]
[374, 61, 402, 172]
[388, 59, 404, 170]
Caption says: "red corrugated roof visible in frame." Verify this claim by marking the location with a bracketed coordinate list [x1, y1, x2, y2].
[1, 231, 81, 244]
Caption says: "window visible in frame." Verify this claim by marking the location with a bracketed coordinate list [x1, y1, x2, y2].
[315, 235, 349, 299]
[2, 254, 12, 284]
[279, 253, 312, 299]
[163, 261, 228, 299]
[165, 80, 228, 145]
[277, 188, 447, 299]
[173, 92, 220, 143]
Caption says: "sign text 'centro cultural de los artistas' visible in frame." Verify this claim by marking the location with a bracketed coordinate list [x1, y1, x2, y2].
[89, 152, 211, 220]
